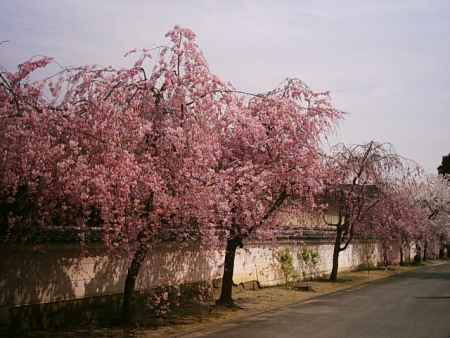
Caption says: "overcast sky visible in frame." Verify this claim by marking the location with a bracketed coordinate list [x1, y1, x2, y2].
[1, 0, 449, 173]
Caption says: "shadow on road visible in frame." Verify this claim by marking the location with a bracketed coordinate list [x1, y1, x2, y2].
[393, 264, 450, 281]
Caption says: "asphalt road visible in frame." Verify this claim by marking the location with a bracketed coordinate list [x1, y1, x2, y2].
[197, 263, 450, 338]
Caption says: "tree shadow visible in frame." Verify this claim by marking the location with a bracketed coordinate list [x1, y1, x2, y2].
[0, 245, 81, 332]
[396, 270, 450, 281]
[0, 245, 77, 307]
[313, 277, 353, 283]
[1, 243, 221, 331]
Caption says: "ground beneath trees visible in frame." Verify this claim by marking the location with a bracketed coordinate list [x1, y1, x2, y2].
[20, 262, 444, 338]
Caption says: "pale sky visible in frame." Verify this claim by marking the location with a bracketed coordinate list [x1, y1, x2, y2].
[1, 0, 449, 173]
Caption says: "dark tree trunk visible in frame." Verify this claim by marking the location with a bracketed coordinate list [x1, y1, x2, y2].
[423, 241, 428, 261]
[406, 242, 411, 264]
[399, 244, 404, 266]
[122, 245, 147, 324]
[414, 243, 422, 264]
[329, 227, 343, 282]
[217, 238, 239, 306]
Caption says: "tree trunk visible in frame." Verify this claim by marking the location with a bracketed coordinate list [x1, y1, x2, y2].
[406, 242, 411, 264]
[329, 227, 342, 282]
[217, 238, 239, 306]
[414, 243, 422, 264]
[122, 245, 147, 324]
[423, 240, 428, 261]
[399, 244, 404, 266]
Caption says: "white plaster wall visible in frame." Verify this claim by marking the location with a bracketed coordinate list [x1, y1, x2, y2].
[0, 240, 386, 307]
[232, 241, 382, 286]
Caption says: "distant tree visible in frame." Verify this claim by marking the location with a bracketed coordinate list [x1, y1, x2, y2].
[366, 176, 427, 266]
[438, 153, 450, 176]
[414, 174, 450, 260]
[323, 141, 403, 281]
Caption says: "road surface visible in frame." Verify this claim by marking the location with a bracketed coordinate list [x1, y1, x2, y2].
[195, 263, 450, 338]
